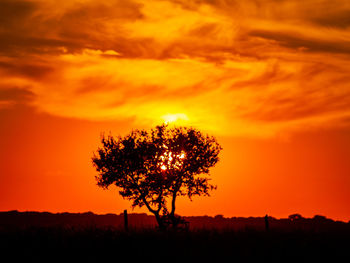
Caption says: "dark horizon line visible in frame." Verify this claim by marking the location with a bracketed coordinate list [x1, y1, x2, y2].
[1, 209, 349, 223]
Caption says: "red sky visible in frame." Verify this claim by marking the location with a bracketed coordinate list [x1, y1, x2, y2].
[1, 0, 350, 221]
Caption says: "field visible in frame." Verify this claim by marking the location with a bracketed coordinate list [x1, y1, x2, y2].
[1, 212, 350, 262]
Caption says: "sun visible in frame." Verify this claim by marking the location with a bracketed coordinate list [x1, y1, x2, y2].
[158, 149, 186, 171]
[161, 113, 189, 124]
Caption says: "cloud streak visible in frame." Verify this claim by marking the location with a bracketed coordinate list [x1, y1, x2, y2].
[1, 0, 350, 136]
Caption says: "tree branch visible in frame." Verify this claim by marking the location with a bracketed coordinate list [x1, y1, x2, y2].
[127, 173, 157, 215]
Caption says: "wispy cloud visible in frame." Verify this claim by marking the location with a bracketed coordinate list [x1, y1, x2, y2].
[1, 0, 350, 136]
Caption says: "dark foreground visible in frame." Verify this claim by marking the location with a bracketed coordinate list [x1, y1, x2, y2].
[1, 226, 350, 262]
[1, 211, 350, 262]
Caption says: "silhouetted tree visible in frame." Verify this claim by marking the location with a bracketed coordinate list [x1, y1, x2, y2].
[92, 124, 222, 229]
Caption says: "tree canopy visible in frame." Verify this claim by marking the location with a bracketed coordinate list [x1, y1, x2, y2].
[92, 124, 222, 229]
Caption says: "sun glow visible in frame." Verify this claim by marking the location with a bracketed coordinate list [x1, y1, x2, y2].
[161, 113, 189, 124]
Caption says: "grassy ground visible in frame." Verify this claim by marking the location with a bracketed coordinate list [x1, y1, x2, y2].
[1, 226, 349, 262]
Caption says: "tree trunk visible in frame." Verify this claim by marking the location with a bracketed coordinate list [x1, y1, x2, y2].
[154, 212, 166, 230]
[169, 189, 179, 229]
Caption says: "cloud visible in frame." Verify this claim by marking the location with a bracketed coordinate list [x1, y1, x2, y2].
[309, 9, 350, 28]
[0, 0, 37, 26]
[0, 86, 35, 109]
[250, 30, 350, 55]
[0, 0, 145, 56]
[1, 0, 350, 137]
[0, 60, 54, 79]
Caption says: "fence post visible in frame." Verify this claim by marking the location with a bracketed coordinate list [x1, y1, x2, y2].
[265, 214, 269, 232]
[124, 209, 128, 231]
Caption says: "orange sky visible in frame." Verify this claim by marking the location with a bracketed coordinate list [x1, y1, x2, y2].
[1, 0, 350, 221]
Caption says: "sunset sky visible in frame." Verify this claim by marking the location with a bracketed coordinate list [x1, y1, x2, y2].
[1, 0, 350, 221]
